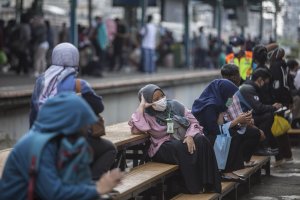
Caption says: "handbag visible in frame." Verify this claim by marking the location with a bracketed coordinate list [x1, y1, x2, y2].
[91, 114, 106, 137]
[214, 122, 232, 170]
[271, 114, 291, 137]
[76, 79, 106, 137]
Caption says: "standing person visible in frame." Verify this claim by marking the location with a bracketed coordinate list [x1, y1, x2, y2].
[267, 45, 293, 165]
[0, 93, 124, 200]
[196, 26, 209, 68]
[29, 43, 117, 180]
[192, 79, 248, 180]
[58, 22, 69, 43]
[226, 36, 253, 82]
[112, 18, 127, 71]
[31, 16, 49, 77]
[140, 15, 157, 73]
[11, 14, 31, 75]
[129, 84, 221, 194]
[287, 59, 300, 128]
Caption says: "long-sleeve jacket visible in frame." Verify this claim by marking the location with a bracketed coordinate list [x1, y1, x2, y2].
[0, 134, 99, 200]
[129, 107, 203, 157]
[30, 75, 104, 127]
[269, 60, 293, 106]
[239, 81, 276, 115]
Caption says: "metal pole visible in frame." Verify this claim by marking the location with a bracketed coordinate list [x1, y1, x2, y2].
[70, 0, 78, 47]
[88, 0, 92, 27]
[184, 0, 191, 69]
[141, 0, 148, 28]
[217, 0, 223, 48]
[274, 0, 279, 42]
[15, 0, 21, 23]
[259, 2, 263, 42]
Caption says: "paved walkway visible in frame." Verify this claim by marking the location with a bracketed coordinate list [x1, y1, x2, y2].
[0, 67, 216, 93]
[240, 146, 300, 200]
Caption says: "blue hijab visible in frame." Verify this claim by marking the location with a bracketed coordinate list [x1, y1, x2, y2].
[192, 79, 238, 115]
[32, 92, 98, 135]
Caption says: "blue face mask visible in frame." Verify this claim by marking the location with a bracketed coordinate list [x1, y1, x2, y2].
[253, 62, 257, 70]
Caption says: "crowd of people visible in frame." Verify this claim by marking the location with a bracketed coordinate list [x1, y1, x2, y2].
[0, 13, 281, 78]
[0, 14, 178, 76]
[0, 13, 300, 199]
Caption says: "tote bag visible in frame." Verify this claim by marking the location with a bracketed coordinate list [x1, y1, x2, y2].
[214, 122, 232, 170]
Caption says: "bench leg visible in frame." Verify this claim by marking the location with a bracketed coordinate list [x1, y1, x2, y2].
[264, 160, 271, 176]
[114, 150, 127, 171]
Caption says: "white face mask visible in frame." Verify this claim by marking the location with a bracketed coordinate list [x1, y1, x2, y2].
[232, 46, 241, 54]
[152, 97, 167, 111]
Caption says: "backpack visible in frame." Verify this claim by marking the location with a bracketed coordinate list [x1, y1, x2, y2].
[28, 131, 93, 200]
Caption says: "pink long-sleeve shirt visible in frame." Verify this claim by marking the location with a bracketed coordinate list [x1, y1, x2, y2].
[129, 108, 204, 157]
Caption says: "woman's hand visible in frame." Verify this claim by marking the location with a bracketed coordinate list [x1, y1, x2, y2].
[183, 136, 196, 154]
[138, 94, 153, 113]
[96, 168, 124, 195]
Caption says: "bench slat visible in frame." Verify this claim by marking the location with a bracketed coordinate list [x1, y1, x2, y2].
[171, 193, 219, 200]
[233, 155, 269, 178]
[114, 162, 178, 200]
[288, 129, 300, 135]
[102, 122, 149, 149]
[171, 182, 236, 200]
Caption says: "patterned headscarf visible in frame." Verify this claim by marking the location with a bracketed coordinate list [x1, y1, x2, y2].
[36, 43, 79, 109]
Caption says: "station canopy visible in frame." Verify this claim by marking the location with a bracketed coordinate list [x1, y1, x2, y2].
[197, 0, 262, 8]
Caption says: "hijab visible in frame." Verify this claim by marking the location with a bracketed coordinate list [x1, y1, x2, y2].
[37, 43, 79, 109]
[138, 84, 189, 126]
[192, 79, 238, 115]
[33, 92, 97, 135]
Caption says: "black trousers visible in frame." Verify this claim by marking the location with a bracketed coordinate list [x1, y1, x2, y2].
[253, 112, 278, 149]
[254, 112, 292, 161]
[153, 134, 221, 194]
[230, 126, 260, 162]
[86, 136, 117, 180]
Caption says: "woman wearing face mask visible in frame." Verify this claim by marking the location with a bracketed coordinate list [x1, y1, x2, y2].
[129, 84, 221, 194]
[192, 79, 247, 181]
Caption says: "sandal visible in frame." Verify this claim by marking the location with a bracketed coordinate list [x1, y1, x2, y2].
[244, 160, 257, 168]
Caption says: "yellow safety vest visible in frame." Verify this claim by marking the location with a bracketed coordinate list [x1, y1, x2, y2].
[226, 51, 253, 80]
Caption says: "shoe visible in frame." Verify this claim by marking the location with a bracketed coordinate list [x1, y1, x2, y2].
[221, 174, 246, 183]
[284, 157, 294, 164]
[244, 160, 257, 168]
[254, 148, 278, 156]
[232, 172, 247, 179]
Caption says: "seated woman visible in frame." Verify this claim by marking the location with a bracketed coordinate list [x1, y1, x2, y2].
[129, 84, 221, 194]
[29, 43, 116, 180]
[192, 79, 250, 181]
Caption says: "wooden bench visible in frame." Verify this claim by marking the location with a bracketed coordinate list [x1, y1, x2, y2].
[287, 129, 300, 135]
[113, 162, 178, 200]
[103, 122, 149, 169]
[170, 155, 270, 200]
[0, 148, 12, 178]
[171, 182, 237, 200]
[171, 193, 219, 200]
[103, 122, 149, 151]
[287, 129, 300, 145]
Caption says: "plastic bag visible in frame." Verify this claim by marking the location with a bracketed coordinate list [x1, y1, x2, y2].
[271, 115, 291, 137]
[214, 122, 232, 170]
